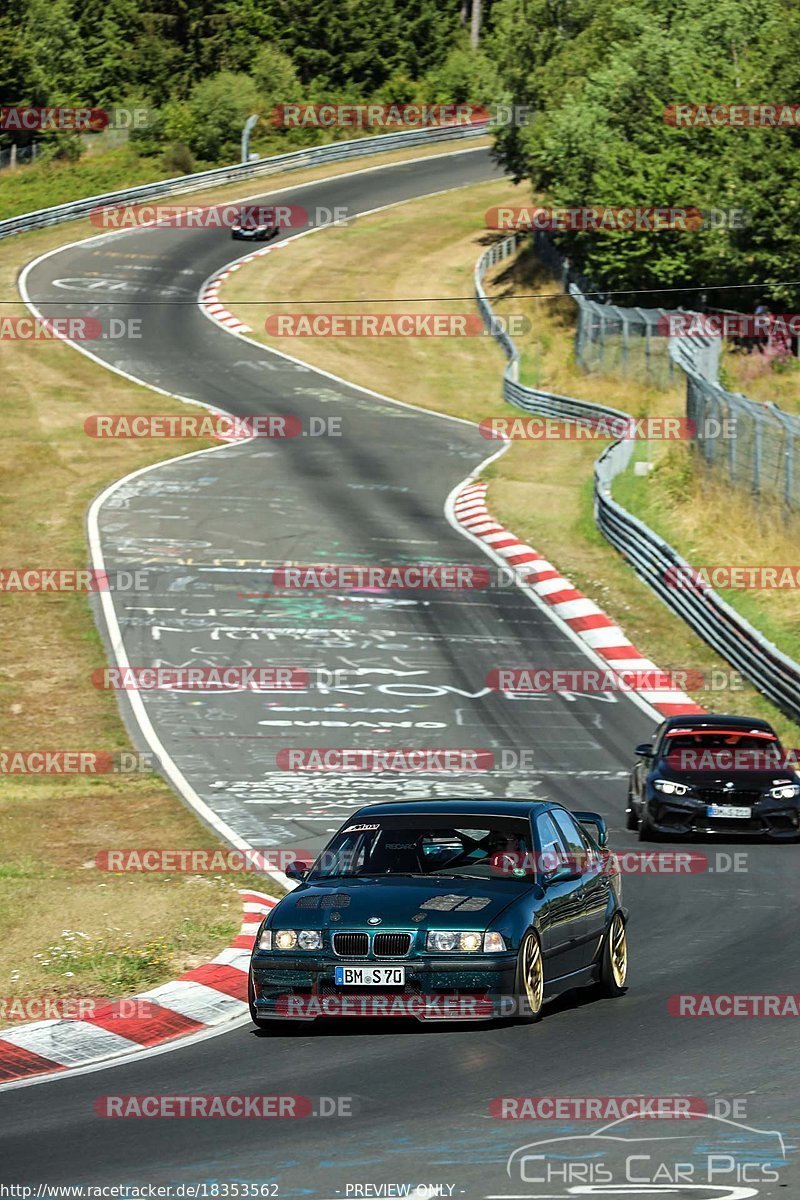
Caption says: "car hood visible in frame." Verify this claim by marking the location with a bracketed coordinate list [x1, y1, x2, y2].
[269, 875, 529, 929]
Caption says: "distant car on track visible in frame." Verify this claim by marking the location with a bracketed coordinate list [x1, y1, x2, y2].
[231, 218, 279, 241]
[627, 713, 800, 841]
[249, 799, 628, 1026]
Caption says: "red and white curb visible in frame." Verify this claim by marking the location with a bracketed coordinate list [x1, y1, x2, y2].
[0, 889, 275, 1084]
[200, 244, 286, 333]
[453, 480, 705, 717]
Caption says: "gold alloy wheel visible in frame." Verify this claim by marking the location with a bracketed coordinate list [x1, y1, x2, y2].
[522, 933, 544, 1014]
[610, 914, 628, 988]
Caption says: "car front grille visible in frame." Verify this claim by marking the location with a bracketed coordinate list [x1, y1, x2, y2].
[332, 932, 369, 957]
[695, 788, 761, 806]
[373, 933, 412, 958]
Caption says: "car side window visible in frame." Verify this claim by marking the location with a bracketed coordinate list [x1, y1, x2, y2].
[551, 809, 596, 872]
[550, 809, 586, 855]
[535, 812, 568, 875]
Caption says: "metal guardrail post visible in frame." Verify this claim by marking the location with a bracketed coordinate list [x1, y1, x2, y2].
[769, 404, 796, 510]
[753, 408, 764, 496]
[241, 114, 260, 164]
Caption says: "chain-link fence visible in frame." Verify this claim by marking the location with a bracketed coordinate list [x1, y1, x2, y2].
[525, 229, 800, 511]
[526, 230, 676, 386]
[672, 337, 800, 511]
[570, 285, 677, 386]
[0, 142, 38, 169]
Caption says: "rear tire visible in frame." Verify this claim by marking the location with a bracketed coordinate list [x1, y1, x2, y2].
[599, 913, 628, 996]
[514, 931, 544, 1022]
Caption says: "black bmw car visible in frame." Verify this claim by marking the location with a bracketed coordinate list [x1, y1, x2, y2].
[627, 713, 800, 841]
[249, 799, 628, 1026]
[231, 219, 279, 241]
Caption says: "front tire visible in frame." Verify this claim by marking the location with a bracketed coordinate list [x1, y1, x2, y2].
[625, 790, 639, 830]
[599, 913, 628, 996]
[248, 972, 271, 1029]
[638, 806, 660, 841]
[515, 931, 544, 1022]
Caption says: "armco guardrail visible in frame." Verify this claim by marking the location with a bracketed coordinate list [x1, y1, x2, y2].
[0, 122, 487, 242]
[476, 233, 800, 723]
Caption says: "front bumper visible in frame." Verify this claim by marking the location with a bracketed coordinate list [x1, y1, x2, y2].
[250, 952, 518, 1021]
[643, 792, 800, 839]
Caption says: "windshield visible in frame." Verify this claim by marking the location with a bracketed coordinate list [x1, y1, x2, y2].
[663, 731, 785, 772]
[308, 814, 534, 882]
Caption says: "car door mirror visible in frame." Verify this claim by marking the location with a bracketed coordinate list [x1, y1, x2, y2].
[635, 743, 653, 758]
[285, 861, 310, 882]
[544, 866, 583, 885]
[572, 810, 608, 848]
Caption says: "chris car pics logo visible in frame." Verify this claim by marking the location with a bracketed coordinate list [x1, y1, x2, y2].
[503, 1112, 787, 1194]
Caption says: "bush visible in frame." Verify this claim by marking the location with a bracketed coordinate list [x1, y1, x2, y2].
[186, 72, 262, 162]
[161, 142, 195, 176]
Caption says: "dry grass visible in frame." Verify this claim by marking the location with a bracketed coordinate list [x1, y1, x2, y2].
[221, 182, 800, 747]
[721, 344, 800, 413]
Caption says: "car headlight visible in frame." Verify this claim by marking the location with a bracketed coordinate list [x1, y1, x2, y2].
[769, 783, 800, 800]
[653, 779, 691, 796]
[257, 927, 272, 951]
[426, 931, 506, 953]
[272, 929, 323, 951]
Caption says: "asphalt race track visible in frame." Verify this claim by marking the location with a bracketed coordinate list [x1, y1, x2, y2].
[3, 146, 800, 1198]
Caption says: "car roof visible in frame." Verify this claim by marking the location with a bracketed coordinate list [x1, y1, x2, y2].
[660, 713, 776, 734]
[346, 799, 560, 820]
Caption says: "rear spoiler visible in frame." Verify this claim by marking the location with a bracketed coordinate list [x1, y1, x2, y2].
[571, 810, 608, 848]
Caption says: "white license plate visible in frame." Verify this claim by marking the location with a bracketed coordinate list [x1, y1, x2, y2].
[707, 804, 752, 819]
[334, 965, 405, 987]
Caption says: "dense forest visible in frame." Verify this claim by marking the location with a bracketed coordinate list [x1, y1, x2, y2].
[2, 0, 798, 306]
